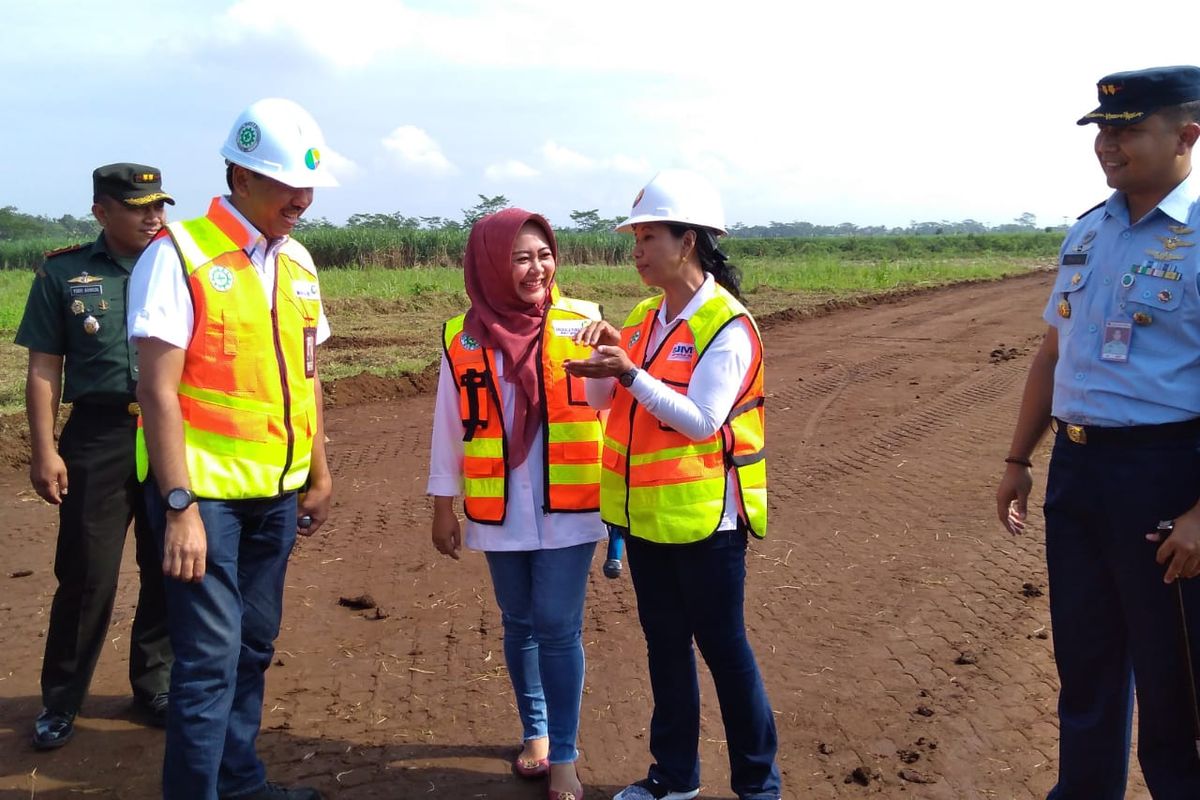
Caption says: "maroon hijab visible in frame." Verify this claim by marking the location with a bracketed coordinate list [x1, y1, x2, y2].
[462, 208, 558, 469]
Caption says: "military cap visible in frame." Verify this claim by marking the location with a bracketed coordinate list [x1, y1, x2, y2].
[92, 163, 175, 206]
[1078, 65, 1200, 126]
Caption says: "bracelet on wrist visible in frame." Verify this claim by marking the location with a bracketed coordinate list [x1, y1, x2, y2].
[1004, 456, 1033, 468]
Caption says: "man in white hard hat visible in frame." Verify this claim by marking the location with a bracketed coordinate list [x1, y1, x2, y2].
[127, 98, 336, 800]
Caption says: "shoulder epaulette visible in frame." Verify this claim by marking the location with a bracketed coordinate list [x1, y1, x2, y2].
[43, 242, 87, 259]
[1077, 200, 1106, 220]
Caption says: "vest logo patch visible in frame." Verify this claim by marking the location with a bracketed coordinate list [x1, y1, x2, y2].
[667, 343, 695, 361]
[460, 333, 481, 351]
[628, 330, 641, 347]
[209, 266, 234, 293]
[551, 319, 585, 338]
[293, 280, 320, 300]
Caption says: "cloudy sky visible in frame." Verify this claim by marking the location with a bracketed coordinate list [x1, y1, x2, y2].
[5, 0, 1200, 231]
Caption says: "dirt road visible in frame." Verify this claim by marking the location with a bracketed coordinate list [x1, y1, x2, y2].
[0, 271, 1147, 799]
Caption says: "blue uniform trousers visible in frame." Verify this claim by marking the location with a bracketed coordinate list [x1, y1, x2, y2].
[1044, 427, 1200, 799]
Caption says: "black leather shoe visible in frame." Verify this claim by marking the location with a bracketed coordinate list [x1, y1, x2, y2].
[222, 782, 324, 800]
[32, 708, 76, 750]
[135, 692, 169, 728]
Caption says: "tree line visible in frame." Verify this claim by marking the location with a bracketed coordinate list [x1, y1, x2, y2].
[0, 197, 1062, 242]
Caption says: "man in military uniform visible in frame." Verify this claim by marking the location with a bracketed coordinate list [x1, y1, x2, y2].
[16, 164, 175, 750]
[997, 67, 1200, 798]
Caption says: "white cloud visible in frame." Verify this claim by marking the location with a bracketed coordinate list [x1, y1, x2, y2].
[222, 0, 423, 70]
[320, 146, 362, 182]
[485, 159, 540, 181]
[542, 141, 596, 171]
[381, 126, 456, 175]
[608, 154, 652, 176]
[539, 142, 649, 177]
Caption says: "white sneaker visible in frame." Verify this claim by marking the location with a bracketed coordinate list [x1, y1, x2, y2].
[613, 779, 700, 800]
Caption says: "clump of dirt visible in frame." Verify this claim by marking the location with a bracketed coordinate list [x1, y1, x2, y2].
[899, 768, 937, 784]
[0, 412, 34, 470]
[897, 748, 920, 764]
[845, 766, 881, 786]
[338, 594, 377, 610]
[955, 651, 979, 665]
[324, 361, 439, 407]
[1021, 582, 1045, 598]
[989, 346, 1022, 363]
[914, 705, 935, 717]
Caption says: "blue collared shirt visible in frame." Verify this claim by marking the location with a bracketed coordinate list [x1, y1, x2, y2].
[1046, 172, 1200, 426]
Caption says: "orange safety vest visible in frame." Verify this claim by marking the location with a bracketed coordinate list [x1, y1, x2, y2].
[136, 199, 320, 500]
[442, 296, 604, 524]
[601, 286, 767, 543]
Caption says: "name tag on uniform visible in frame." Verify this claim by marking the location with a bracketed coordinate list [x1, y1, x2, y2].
[304, 327, 316, 377]
[293, 280, 320, 300]
[1061, 253, 1089, 266]
[551, 319, 586, 338]
[1100, 319, 1132, 363]
[69, 284, 103, 297]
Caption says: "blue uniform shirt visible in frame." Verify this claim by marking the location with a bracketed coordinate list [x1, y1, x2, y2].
[1046, 171, 1200, 426]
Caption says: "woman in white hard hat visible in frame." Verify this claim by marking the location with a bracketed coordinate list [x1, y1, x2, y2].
[427, 208, 606, 800]
[566, 170, 781, 800]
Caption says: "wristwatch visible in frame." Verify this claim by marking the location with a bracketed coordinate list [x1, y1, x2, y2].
[165, 487, 198, 512]
[618, 367, 639, 388]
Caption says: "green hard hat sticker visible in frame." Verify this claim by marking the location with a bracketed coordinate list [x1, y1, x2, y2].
[305, 148, 321, 170]
[236, 122, 261, 153]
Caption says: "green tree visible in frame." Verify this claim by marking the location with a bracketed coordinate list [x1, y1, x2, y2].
[462, 194, 509, 227]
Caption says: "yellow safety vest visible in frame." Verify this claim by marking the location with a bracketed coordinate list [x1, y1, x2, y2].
[136, 199, 320, 499]
[443, 297, 604, 524]
[601, 286, 767, 542]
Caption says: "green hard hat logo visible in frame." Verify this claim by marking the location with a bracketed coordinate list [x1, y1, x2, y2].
[236, 122, 261, 153]
[304, 147, 321, 170]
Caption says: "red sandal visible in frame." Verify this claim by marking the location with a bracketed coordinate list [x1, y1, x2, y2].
[512, 754, 550, 779]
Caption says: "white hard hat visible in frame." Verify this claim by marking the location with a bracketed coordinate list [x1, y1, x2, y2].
[614, 169, 726, 235]
[220, 98, 338, 189]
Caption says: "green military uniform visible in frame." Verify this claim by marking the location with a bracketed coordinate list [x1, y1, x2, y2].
[16, 164, 174, 734]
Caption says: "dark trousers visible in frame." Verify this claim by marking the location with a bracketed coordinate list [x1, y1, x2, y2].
[1044, 429, 1200, 800]
[626, 528, 781, 800]
[41, 404, 172, 713]
[147, 490, 298, 800]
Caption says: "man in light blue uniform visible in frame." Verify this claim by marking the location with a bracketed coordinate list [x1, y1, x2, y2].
[997, 65, 1200, 799]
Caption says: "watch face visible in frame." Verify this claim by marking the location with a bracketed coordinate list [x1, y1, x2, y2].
[166, 488, 194, 511]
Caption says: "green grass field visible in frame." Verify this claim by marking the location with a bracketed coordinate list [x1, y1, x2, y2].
[0, 254, 1047, 416]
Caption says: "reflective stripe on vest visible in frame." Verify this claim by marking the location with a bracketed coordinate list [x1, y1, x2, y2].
[601, 286, 767, 543]
[135, 200, 320, 499]
[442, 297, 604, 524]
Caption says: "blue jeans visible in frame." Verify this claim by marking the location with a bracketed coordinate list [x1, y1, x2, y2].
[147, 488, 298, 800]
[625, 528, 781, 800]
[485, 541, 597, 764]
[1044, 430, 1200, 800]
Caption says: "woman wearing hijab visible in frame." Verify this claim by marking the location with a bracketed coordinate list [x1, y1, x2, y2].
[427, 208, 604, 800]
[566, 171, 781, 800]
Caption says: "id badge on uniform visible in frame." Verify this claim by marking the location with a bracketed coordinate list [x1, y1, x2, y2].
[303, 327, 316, 377]
[1100, 319, 1132, 363]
